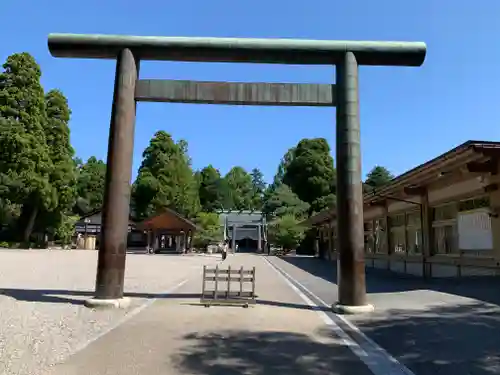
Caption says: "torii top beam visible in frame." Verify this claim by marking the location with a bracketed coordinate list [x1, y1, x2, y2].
[48, 34, 426, 67]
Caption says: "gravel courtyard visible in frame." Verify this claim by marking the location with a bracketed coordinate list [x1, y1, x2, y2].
[0, 249, 220, 375]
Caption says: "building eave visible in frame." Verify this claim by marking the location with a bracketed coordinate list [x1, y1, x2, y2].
[304, 140, 500, 226]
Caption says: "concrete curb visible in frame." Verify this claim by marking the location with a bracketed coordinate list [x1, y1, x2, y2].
[332, 302, 375, 315]
[84, 297, 131, 309]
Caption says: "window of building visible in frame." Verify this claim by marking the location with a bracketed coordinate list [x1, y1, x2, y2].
[331, 226, 337, 253]
[406, 210, 422, 255]
[389, 213, 405, 227]
[458, 196, 490, 212]
[434, 225, 457, 254]
[389, 213, 406, 254]
[364, 233, 374, 253]
[374, 218, 387, 253]
[391, 227, 406, 254]
[433, 202, 457, 221]
[432, 202, 458, 255]
[364, 220, 374, 253]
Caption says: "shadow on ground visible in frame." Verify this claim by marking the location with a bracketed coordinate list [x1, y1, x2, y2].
[345, 301, 500, 375]
[172, 329, 370, 375]
[280, 255, 500, 306]
[0, 288, 329, 311]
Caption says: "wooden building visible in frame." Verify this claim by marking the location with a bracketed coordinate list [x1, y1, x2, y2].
[219, 210, 267, 252]
[304, 140, 500, 278]
[136, 208, 198, 254]
[74, 207, 196, 252]
[74, 209, 137, 250]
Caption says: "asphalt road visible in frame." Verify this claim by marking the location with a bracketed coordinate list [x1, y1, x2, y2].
[42, 253, 376, 375]
[266, 255, 500, 375]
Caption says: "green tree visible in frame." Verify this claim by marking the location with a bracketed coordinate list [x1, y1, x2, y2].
[198, 165, 225, 212]
[273, 147, 295, 186]
[74, 156, 107, 215]
[192, 211, 223, 248]
[0, 195, 21, 230]
[283, 138, 336, 214]
[0, 53, 55, 242]
[262, 183, 309, 219]
[268, 214, 305, 250]
[216, 177, 234, 210]
[266, 147, 295, 199]
[250, 168, 266, 210]
[223, 167, 254, 210]
[39, 89, 77, 233]
[364, 166, 394, 193]
[54, 214, 79, 247]
[132, 131, 199, 220]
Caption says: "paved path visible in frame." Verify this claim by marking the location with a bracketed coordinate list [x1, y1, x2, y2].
[267, 255, 500, 375]
[42, 254, 375, 375]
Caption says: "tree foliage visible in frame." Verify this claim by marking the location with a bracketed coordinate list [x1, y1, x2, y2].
[223, 166, 254, 210]
[192, 212, 223, 248]
[250, 168, 266, 210]
[364, 166, 394, 193]
[0, 53, 55, 241]
[132, 131, 200, 220]
[54, 214, 78, 246]
[273, 147, 295, 187]
[283, 138, 336, 214]
[74, 156, 106, 215]
[39, 89, 77, 233]
[262, 183, 309, 219]
[198, 165, 225, 212]
[268, 214, 305, 250]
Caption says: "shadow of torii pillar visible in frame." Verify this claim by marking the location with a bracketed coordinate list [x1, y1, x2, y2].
[47, 34, 426, 310]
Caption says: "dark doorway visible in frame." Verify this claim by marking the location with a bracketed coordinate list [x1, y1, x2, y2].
[236, 238, 258, 253]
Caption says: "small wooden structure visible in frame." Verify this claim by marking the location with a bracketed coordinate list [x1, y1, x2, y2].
[74, 209, 136, 250]
[201, 265, 256, 307]
[219, 210, 267, 253]
[137, 208, 198, 254]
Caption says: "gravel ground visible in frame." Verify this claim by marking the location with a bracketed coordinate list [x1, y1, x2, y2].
[0, 249, 220, 375]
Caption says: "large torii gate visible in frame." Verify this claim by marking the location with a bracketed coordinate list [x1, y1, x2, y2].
[48, 34, 426, 313]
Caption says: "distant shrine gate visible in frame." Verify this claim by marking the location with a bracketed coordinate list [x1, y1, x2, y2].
[48, 34, 426, 312]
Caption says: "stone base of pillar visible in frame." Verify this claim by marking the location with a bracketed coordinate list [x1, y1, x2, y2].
[331, 302, 374, 315]
[84, 297, 131, 309]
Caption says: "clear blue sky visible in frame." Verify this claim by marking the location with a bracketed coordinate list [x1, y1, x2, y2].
[1, 1, 499, 184]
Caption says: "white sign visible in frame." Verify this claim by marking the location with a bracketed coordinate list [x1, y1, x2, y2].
[458, 210, 493, 250]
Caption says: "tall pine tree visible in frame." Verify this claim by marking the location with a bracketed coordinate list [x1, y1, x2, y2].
[0, 53, 55, 241]
[198, 165, 225, 212]
[224, 167, 254, 210]
[132, 131, 199, 219]
[283, 138, 336, 214]
[39, 89, 77, 233]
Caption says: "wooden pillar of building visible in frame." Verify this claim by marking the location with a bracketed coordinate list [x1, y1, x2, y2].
[490, 190, 500, 259]
[232, 225, 237, 252]
[329, 222, 334, 259]
[420, 189, 433, 278]
[177, 233, 182, 252]
[84, 222, 88, 249]
[183, 231, 187, 253]
[257, 224, 262, 252]
[146, 230, 151, 252]
[385, 201, 392, 256]
[85, 49, 139, 308]
[314, 227, 320, 257]
[154, 231, 159, 252]
[186, 230, 192, 251]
